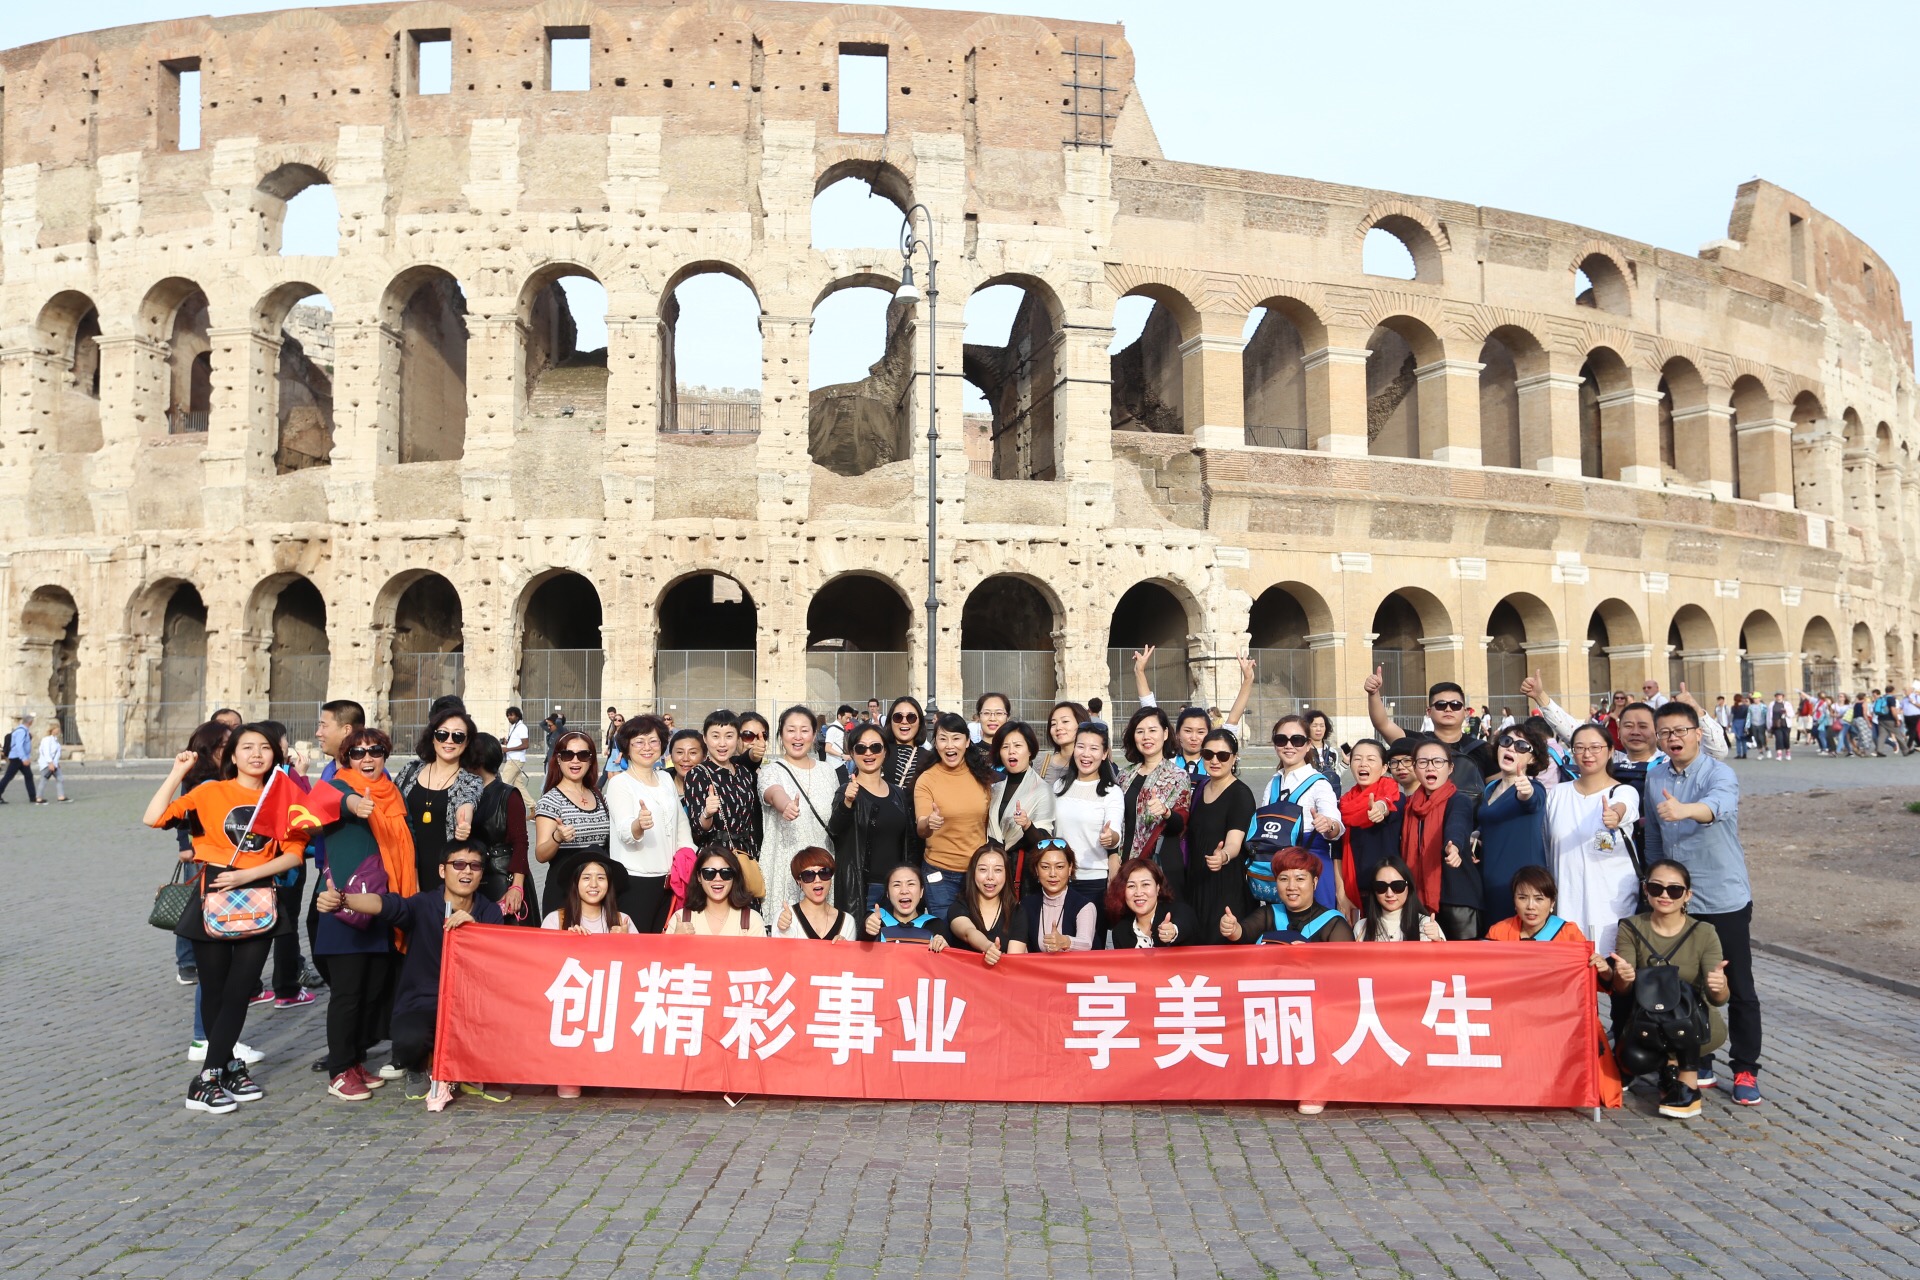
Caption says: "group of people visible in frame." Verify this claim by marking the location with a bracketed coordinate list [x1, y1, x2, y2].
[145, 662, 1763, 1123]
[0, 710, 69, 804]
[1716, 687, 1919, 759]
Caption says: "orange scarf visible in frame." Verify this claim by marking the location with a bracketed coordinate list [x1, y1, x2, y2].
[333, 768, 418, 951]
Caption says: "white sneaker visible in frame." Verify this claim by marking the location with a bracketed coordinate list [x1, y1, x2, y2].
[187, 1040, 264, 1065]
[377, 1063, 406, 1080]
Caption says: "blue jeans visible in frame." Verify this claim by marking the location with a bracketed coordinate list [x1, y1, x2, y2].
[923, 868, 965, 920]
[175, 935, 205, 1040]
[1732, 726, 1748, 758]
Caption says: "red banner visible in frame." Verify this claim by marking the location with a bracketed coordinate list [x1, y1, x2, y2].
[436, 926, 1615, 1109]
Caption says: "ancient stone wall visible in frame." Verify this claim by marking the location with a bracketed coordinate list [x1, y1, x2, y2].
[1, 1, 1915, 756]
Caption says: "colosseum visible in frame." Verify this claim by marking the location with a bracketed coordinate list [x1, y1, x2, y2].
[2, 1, 1914, 758]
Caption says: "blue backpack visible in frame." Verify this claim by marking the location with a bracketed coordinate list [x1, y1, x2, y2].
[1255, 908, 1343, 944]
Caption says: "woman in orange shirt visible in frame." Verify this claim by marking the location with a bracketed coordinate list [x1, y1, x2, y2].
[144, 724, 307, 1116]
[913, 712, 994, 919]
[1484, 865, 1607, 967]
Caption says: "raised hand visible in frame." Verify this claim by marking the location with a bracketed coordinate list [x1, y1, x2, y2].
[1609, 954, 1634, 987]
[782, 796, 802, 824]
[1602, 799, 1627, 830]
[927, 800, 945, 832]
[315, 888, 344, 914]
[1705, 959, 1730, 1001]
[453, 803, 473, 840]
[702, 789, 721, 821]
[1513, 774, 1534, 802]
[635, 805, 655, 833]
[1045, 929, 1070, 953]
[1218, 906, 1242, 942]
[172, 749, 198, 772]
[865, 905, 885, 938]
[1655, 789, 1685, 823]
[1311, 811, 1340, 838]
[982, 939, 1003, 967]
[1444, 840, 1462, 869]
[1205, 840, 1229, 871]
[1099, 820, 1120, 850]
[1363, 665, 1385, 696]
[1132, 645, 1156, 674]
[1156, 916, 1179, 944]
[345, 793, 375, 820]
[1014, 800, 1031, 831]
[777, 904, 794, 933]
[556, 821, 577, 844]
[1519, 669, 1544, 705]
[1367, 798, 1389, 825]
[844, 775, 860, 806]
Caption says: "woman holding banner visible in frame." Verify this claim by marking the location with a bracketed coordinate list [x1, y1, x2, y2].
[1105, 857, 1194, 948]
[861, 864, 948, 947]
[674, 845, 766, 936]
[943, 844, 1029, 966]
[772, 847, 857, 940]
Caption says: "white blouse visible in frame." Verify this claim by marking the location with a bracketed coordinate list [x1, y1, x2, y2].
[604, 767, 693, 878]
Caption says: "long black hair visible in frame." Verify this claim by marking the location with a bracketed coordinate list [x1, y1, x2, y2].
[931, 711, 995, 787]
[182, 720, 230, 790]
[219, 722, 288, 781]
[1056, 720, 1121, 796]
[1120, 704, 1174, 768]
[1360, 853, 1433, 942]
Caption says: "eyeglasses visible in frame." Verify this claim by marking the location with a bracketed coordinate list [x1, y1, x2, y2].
[1415, 758, 1450, 769]
[432, 729, 468, 744]
[852, 742, 886, 755]
[1271, 734, 1310, 749]
[891, 713, 919, 724]
[698, 866, 736, 882]
[737, 730, 762, 742]
[795, 868, 832, 884]
[347, 745, 388, 760]
[1643, 881, 1689, 900]
[1497, 738, 1534, 754]
[556, 749, 594, 763]
[1571, 743, 1609, 755]
[1430, 700, 1466, 712]
[445, 859, 483, 872]
[1372, 878, 1409, 895]
[1654, 727, 1697, 741]
[1199, 749, 1235, 763]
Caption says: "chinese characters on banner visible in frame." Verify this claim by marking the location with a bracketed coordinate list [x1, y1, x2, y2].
[437, 928, 1612, 1109]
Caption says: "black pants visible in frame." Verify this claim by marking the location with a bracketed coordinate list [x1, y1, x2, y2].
[389, 1009, 436, 1074]
[1436, 904, 1481, 941]
[323, 953, 391, 1075]
[0, 758, 36, 802]
[192, 935, 272, 1070]
[1075, 877, 1111, 949]
[1692, 901, 1761, 1076]
[304, 886, 329, 987]
[619, 876, 672, 934]
[270, 865, 309, 998]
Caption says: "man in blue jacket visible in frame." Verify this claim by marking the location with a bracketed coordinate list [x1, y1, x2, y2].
[0, 712, 37, 803]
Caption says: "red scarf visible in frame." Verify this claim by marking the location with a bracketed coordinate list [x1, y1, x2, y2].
[1338, 777, 1400, 831]
[1400, 781, 1455, 912]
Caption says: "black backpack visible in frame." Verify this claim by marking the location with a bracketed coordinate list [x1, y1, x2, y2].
[1614, 919, 1712, 1076]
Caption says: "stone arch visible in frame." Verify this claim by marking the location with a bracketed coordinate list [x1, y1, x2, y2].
[1109, 282, 1198, 436]
[1247, 581, 1332, 726]
[1666, 603, 1718, 695]
[806, 571, 914, 709]
[1578, 344, 1631, 480]
[1478, 323, 1547, 470]
[32, 290, 104, 453]
[1354, 200, 1448, 283]
[1571, 246, 1634, 315]
[1585, 597, 1646, 705]
[960, 573, 1060, 723]
[1371, 586, 1455, 727]
[1728, 374, 1773, 503]
[964, 272, 1065, 480]
[1108, 578, 1201, 717]
[1738, 608, 1788, 698]
[252, 280, 335, 474]
[376, 569, 465, 742]
[1242, 293, 1327, 449]
[1486, 592, 1557, 711]
[811, 159, 913, 251]
[517, 570, 605, 727]
[245, 573, 331, 729]
[381, 265, 468, 463]
[655, 571, 759, 721]
[1790, 389, 1830, 515]
[140, 278, 212, 436]
[660, 261, 762, 435]
[810, 272, 915, 475]
[256, 162, 336, 257]
[17, 585, 82, 744]
[1851, 621, 1876, 677]
[1800, 615, 1840, 693]
[1658, 356, 1709, 484]
[135, 579, 210, 754]
[1364, 315, 1444, 459]
[517, 260, 608, 426]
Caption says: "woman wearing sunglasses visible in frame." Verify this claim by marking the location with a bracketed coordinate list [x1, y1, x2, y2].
[1400, 738, 1479, 940]
[828, 723, 914, 912]
[772, 847, 856, 940]
[1183, 729, 1256, 946]
[1352, 855, 1444, 942]
[1116, 706, 1191, 901]
[1473, 721, 1551, 930]
[987, 721, 1055, 895]
[1604, 859, 1729, 1119]
[672, 845, 766, 936]
[1545, 722, 1641, 957]
[535, 729, 611, 875]
[394, 706, 484, 890]
[1253, 714, 1345, 912]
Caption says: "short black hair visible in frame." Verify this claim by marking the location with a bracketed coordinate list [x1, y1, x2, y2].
[320, 700, 366, 729]
[837, 704, 857, 717]
[469, 731, 504, 775]
[427, 694, 466, 720]
[1427, 682, 1465, 703]
[506, 706, 522, 719]
[1087, 696, 1104, 716]
[1654, 700, 1701, 728]
[703, 709, 739, 733]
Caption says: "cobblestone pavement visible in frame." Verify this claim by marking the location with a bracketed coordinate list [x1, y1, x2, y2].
[3, 780, 1917, 1280]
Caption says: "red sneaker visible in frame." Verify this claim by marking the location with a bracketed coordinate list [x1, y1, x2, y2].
[328, 1070, 371, 1101]
[352, 1064, 385, 1091]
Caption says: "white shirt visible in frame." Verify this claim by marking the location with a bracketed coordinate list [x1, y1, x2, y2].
[1264, 765, 1343, 838]
[604, 768, 692, 878]
[37, 736, 61, 770]
[503, 720, 529, 762]
[1052, 777, 1125, 878]
[824, 723, 848, 758]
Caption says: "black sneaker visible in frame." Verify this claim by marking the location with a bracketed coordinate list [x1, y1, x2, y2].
[1658, 1078, 1703, 1119]
[299, 962, 327, 989]
[186, 1070, 237, 1114]
[176, 965, 199, 986]
[221, 1060, 264, 1103]
[403, 1070, 430, 1100]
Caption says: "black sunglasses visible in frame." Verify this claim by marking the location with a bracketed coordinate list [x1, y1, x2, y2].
[1429, 700, 1466, 712]
[1643, 881, 1689, 900]
[1271, 734, 1310, 749]
[737, 730, 763, 742]
[699, 866, 737, 882]
[1199, 749, 1235, 763]
[445, 859, 483, 872]
[556, 749, 594, 763]
[851, 742, 886, 755]
[1497, 738, 1534, 754]
[1372, 878, 1410, 895]
[891, 712, 919, 724]
[432, 728, 468, 744]
[795, 868, 832, 884]
[347, 745, 388, 760]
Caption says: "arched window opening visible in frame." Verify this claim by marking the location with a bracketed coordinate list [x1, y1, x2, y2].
[1573, 254, 1630, 314]
[1363, 226, 1418, 280]
[396, 272, 468, 463]
[1247, 585, 1321, 731]
[810, 284, 912, 476]
[388, 574, 464, 745]
[37, 293, 103, 453]
[1667, 605, 1718, 697]
[961, 576, 1057, 724]
[1371, 593, 1428, 732]
[153, 584, 209, 752]
[1851, 622, 1875, 681]
[267, 578, 330, 729]
[964, 281, 1059, 480]
[1737, 610, 1787, 699]
[655, 574, 757, 725]
[1656, 378, 1677, 474]
[1586, 613, 1612, 710]
[167, 291, 212, 435]
[1658, 359, 1709, 485]
[1365, 325, 1418, 458]
[660, 270, 761, 436]
[523, 271, 608, 428]
[811, 174, 908, 251]
[806, 575, 911, 708]
[22, 587, 82, 745]
[1485, 600, 1528, 715]
[1109, 295, 1183, 434]
[1478, 337, 1522, 469]
[519, 573, 604, 731]
[1790, 391, 1827, 515]
[1800, 617, 1839, 695]
[1243, 306, 1307, 449]
[276, 293, 335, 474]
[1729, 376, 1773, 505]
[1107, 582, 1192, 725]
[1578, 361, 1605, 479]
[258, 164, 337, 257]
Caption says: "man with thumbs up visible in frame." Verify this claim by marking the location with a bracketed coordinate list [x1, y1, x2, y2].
[1644, 700, 1762, 1107]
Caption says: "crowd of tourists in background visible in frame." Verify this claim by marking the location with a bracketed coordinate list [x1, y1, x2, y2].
[1484, 684, 1920, 761]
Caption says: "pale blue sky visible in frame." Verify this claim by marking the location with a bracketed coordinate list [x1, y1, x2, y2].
[13, 0, 1915, 400]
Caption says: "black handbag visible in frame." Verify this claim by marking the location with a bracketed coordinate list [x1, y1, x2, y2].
[149, 860, 198, 932]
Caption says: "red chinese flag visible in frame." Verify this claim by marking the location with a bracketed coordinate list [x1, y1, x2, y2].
[284, 776, 344, 835]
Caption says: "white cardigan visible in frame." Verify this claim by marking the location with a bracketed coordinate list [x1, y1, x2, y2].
[604, 767, 693, 878]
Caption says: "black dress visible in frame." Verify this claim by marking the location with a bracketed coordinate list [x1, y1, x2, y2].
[1182, 777, 1256, 946]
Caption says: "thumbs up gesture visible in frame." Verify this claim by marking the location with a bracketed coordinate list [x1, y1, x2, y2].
[1513, 774, 1534, 802]
[1706, 959, 1730, 1001]
[1311, 810, 1340, 838]
[1218, 906, 1242, 942]
[1205, 840, 1230, 871]
[1099, 819, 1120, 850]
[1444, 840, 1462, 868]
[927, 799, 945, 832]
[777, 904, 794, 933]
[982, 938, 1003, 967]
[865, 904, 885, 938]
[1520, 669, 1544, 704]
[1014, 800, 1031, 831]
[1363, 665, 1385, 696]
[703, 788, 721, 820]
[1156, 915, 1180, 944]
[1655, 788, 1686, 823]
[782, 795, 802, 824]
[1602, 798, 1627, 830]
[1367, 798, 1389, 825]
[843, 775, 860, 806]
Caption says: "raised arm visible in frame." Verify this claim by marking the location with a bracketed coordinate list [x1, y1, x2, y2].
[1364, 665, 1406, 742]
[1132, 646, 1158, 706]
